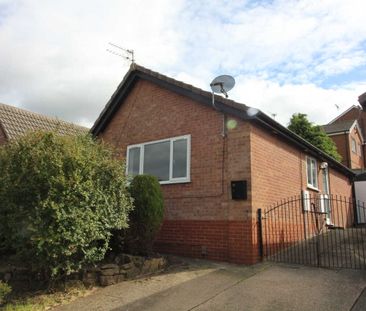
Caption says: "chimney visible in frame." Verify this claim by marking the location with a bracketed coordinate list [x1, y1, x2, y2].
[358, 92, 366, 110]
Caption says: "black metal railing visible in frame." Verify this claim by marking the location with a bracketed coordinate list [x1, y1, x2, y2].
[259, 194, 366, 270]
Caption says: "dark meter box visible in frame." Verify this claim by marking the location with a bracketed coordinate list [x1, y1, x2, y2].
[231, 180, 247, 200]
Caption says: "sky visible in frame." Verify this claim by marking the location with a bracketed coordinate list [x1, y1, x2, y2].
[1, 0, 366, 128]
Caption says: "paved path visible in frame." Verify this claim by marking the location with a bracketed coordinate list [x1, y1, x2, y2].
[54, 259, 366, 311]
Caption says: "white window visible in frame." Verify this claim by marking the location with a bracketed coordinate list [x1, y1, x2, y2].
[322, 166, 329, 195]
[126, 135, 191, 184]
[306, 156, 318, 189]
[351, 138, 357, 153]
[302, 190, 310, 211]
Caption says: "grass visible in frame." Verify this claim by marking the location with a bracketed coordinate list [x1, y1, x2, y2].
[1, 280, 95, 311]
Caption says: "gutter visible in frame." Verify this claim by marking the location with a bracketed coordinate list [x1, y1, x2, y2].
[327, 131, 349, 136]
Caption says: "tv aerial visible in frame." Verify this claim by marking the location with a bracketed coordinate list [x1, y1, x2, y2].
[210, 75, 235, 108]
[106, 42, 135, 64]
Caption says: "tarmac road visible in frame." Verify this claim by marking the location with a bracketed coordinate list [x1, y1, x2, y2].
[54, 258, 366, 311]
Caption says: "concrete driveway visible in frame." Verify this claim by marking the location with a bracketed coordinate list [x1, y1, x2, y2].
[54, 258, 366, 311]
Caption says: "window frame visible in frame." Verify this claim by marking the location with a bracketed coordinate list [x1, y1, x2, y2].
[126, 135, 191, 185]
[322, 166, 330, 195]
[351, 138, 357, 153]
[306, 156, 319, 190]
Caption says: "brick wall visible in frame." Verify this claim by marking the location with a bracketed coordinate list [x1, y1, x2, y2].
[250, 123, 351, 207]
[329, 168, 352, 198]
[331, 107, 366, 168]
[329, 134, 349, 167]
[99, 79, 353, 264]
[333, 107, 366, 142]
[329, 129, 364, 169]
[100, 79, 255, 264]
[333, 107, 361, 123]
[349, 127, 364, 169]
[249, 123, 352, 260]
[250, 124, 304, 209]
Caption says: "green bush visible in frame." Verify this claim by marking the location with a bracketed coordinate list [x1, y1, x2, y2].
[288, 113, 342, 161]
[0, 281, 11, 304]
[126, 175, 164, 255]
[0, 132, 133, 278]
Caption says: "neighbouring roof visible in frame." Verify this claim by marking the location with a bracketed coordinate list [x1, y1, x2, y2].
[322, 120, 356, 134]
[92, 63, 355, 178]
[322, 119, 364, 143]
[0, 103, 88, 141]
[328, 105, 362, 124]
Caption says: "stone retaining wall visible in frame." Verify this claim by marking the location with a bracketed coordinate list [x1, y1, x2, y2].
[84, 254, 167, 286]
[0, 254, 167, 289]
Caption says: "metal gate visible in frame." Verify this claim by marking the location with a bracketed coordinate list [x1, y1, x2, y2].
[258, 194, 366, 269]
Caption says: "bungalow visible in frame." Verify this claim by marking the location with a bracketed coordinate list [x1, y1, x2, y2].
[0, 102, 88, 145]
[92, 64, 354, 264]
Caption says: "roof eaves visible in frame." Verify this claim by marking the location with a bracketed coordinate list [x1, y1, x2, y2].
[91, 64, 354, 178]
[327, 131, 349, 136]
[91, 70, 139, 135]
[91, 65, 251, 135]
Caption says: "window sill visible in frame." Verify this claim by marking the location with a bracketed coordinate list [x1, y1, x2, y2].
[160, 179, 191, 185]
[307, 185, 320, 192]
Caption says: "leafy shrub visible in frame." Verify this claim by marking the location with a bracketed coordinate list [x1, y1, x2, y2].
[0, 132, 133, 278]
[126, 175, 164, 255]
[288, 113, 342, 161]
[0, 281, 11, 304]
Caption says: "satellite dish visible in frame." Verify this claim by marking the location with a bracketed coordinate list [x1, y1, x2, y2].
[210, 75, 235, 98]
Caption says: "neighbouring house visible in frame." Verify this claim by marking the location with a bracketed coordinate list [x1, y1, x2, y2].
[322, 120, 365, 170]
[91, 64, 355, 265]
[0, 102, 88, 144]
[325, 93, 366, 171]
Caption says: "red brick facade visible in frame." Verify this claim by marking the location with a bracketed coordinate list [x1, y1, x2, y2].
[330, 106, 366, 169]
[330, 134, 349, 167]
[327, 126, 364, 169]
[97, 74, 353, 264]
[349, 126, 364, 169]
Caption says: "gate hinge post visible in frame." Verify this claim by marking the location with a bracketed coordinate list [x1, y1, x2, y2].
[258, 208, 264, 260]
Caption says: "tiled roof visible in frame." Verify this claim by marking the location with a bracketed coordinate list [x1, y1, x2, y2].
[322, 120, 355, 134]
[0, 103, 89, 140]
[91, 63, 355, 177]
[131, 64, 249, 111]
[92, 63, 250, 133]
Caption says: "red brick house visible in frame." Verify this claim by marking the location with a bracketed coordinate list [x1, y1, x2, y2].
[0, 103, 88, 145]
[91, 64, 354, 264]
[326, 93, 366, 170]
[322, 120, 364, 170]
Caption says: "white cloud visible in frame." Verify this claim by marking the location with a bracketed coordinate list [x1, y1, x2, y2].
[0, 0, 186, 125]
[0, 0, 366, 128]
[230, 76, 366, 126]
[175, 0, 366, 81]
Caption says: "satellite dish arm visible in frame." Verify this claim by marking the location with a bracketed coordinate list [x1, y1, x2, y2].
[210, 82, 229, 98]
